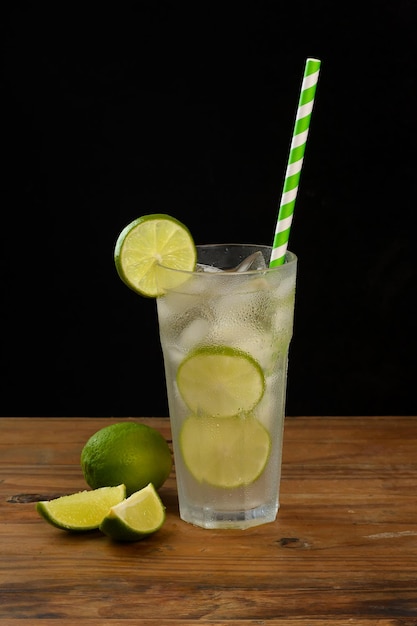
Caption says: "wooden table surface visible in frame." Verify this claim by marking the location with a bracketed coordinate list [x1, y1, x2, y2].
[1, 416, 417, 625]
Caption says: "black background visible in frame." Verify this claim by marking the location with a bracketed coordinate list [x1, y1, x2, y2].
[2, 3, 416, 417]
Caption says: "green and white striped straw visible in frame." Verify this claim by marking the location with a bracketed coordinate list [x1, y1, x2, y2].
[270, 58, 321, 267]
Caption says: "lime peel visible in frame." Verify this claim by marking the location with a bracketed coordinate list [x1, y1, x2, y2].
[80, 421, 172, 496]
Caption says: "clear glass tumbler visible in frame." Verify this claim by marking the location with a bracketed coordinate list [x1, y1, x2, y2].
[156, 244, 297, 529]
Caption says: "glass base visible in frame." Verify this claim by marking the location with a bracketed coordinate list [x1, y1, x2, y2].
[179, 501, 279, 530]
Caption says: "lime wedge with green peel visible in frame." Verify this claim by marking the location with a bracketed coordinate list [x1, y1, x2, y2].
[36, 484, 126, 531]
[180, 415, 271, 488]
[114, 213, 197, 297]
[177, 345, 265, 417]
[99, 483, 166, 542]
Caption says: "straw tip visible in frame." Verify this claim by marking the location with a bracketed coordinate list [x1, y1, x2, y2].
[306, 57, 322, 68]
[304, 58, 321, 76]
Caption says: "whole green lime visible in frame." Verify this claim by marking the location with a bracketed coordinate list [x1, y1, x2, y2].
[81, 422, 172, 496]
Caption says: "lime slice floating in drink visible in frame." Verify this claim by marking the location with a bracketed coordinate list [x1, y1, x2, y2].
[180, 415, 271, 488]
[114, 214, 197, 297]
[177, 345, 265, 417]
[99, 483, 166, 542]
[36, 484, 126, 531]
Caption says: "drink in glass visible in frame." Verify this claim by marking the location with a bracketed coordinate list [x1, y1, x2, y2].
[156, 243, 297, 529]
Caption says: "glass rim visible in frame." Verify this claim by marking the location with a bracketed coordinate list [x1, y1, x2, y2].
[158, 244, 297, 276]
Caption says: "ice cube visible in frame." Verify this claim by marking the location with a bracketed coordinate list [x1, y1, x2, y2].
[196, 263, 223, 273]
[229, 250, 267, 272]
[197, 250, 267, 273]
[178, 317, 211, 352]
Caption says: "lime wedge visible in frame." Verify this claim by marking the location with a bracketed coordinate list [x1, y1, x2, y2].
[177, 345, 265, 417]
[99, 483, 166, 541]
[36, 484, 126, 531]
[180, 415, 271, 488]
[114, 214, 197, 297]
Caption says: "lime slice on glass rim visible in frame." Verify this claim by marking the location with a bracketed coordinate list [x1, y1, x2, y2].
[177, 345, 265, 417]
[180, 414, 271, 488]
[36, 484, 126, 531]
[99, 483, 166, 542]
[114, 213, 197, 297]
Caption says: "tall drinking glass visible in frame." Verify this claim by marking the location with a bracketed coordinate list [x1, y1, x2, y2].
[156, 244, 297, 529]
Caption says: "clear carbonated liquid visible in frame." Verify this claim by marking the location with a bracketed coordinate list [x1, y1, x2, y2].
[157, 246, 297, 529]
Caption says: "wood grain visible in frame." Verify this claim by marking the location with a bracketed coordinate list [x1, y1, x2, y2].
[1, 416, 417, 624]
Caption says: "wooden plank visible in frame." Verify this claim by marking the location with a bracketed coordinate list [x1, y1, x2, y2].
[1, 417, 417, 622]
